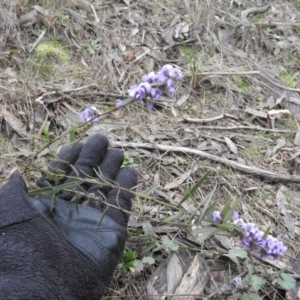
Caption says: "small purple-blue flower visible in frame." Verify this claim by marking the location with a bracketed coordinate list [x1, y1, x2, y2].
[116, 99, 123, 109]
[79, 107, 100, 124]
[212, 210, 288, 260]
[212, 211, 222, 223]
[118, 64, 183, 110]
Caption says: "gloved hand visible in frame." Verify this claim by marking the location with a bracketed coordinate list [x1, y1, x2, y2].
[0, 134, 137, 300]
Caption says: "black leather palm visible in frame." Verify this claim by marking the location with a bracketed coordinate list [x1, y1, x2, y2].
[27, 195, 126, 272]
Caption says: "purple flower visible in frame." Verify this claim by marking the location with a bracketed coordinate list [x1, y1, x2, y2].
[234, 218, 287, 259]
[116, 99, 123, 109]
[168, 68, 183, 80]
[233, 218, 246, 228]
[152, 74, 168, 84]
[232, 211, 239, 220]
[158, 64, 173, 76]
[150, 87, 162, 99]
[127, 84, 146, 100]
[233, 276, 242, 287]
[166, 78, 175, 93]
[159, 64, 183, 80]
[79, 107, 100, 124]
[120, 64, 182, 110]
[212, 211, 222, 223]
[142, 71, 156, 83]
[139, 82, 152, 93]
[211, 210, 287, 260]
[147, 102, 154, 110]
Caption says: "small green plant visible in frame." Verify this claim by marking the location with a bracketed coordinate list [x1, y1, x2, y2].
[229, 248, 296, 299]
[122, 154, 138, 168]
[293, 1, 300, 10]
[35, 39, 69, 62]
[168, 156, 187, 166]
[85, 38, 101, 55]
[117, 249, 137, 273]
[117, 249, 155, 273]
[235, 76, 249, 90]
[279, 71, 298, 87]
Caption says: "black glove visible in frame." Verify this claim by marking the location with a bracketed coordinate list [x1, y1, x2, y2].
[0, 134, 137, 300]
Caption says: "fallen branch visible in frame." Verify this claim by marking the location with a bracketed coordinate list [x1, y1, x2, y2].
[112, 141, 300, 184]
[181, 125, 296, 133]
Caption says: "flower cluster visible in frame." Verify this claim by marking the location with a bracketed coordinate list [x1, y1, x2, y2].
[116, 64, 182, 109]
[79, 107, 100, 124]
[212, 211, 287, 260]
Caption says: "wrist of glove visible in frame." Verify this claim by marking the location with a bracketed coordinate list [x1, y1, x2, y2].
[0, 134, 137, 299]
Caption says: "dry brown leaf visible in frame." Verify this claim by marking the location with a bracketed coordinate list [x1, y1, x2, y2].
[167, 253, 183, 295]
[176, 94, 189, 107]
[1, 107, 29, 138]
[171, 106, 177, 117]
[276, 187, 288, 216]
[124, 39, 131, 46]
[124, 52, 135, 63]
[80, 57, 89, 69]
[172, 254, 210, 300]
[164, 173, 189, 190]
[224, 137, 238, 154]
[272, 138, 286, 156]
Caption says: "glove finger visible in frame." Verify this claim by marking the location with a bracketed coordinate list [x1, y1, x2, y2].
[104, 167, 138, 227]
[87, 148, 124, 197]
[59, 134, 109, 200]
[37, 142, 84, 187]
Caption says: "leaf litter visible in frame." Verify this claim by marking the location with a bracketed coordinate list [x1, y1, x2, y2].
[1, 0, 300, 298]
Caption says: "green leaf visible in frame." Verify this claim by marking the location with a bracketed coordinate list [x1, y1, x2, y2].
[196, 184, 217, 223]
[277, 273, 296, 290]
[143, 182, 160, 195]
[28, 180, 81, 197]
[222, 197, 242, 223]
[228, 249, 248, 259]
[179, 171, 210, 205]
[162, 239, 179, 251]
[142, 256, 155, 265]
[163, 210, 185, 222]
[1, 150, 35, 157]
[220, 200, 232, 221]
[133, 260, 144, 272]
[261, 226, 271, 239]
[122, 249, 137, 262]
[213, 223, 244, 232]
[241, 293, 262, 300]
[69, 129, 75, 145]
[246, 275, 266, 291]
[43, 121, 50, 137]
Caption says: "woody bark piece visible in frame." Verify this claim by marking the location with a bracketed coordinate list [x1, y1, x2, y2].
[171, 254, 210, 300]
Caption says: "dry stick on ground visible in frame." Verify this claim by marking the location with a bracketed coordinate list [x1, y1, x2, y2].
[112, 141, 300, 184]
[182, 124, 295, 133]
[183, 113, 242, 123]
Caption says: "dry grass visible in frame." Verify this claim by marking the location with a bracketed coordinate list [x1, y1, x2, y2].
[1, 0, 300, 299]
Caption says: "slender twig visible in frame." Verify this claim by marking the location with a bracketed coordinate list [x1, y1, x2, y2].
[112, 141, 300, 184]
[34, 84, 98, 104]
[183, 114, 242, 123]
[200, 71, 260, 76]
[29, 29, 46, 53]
[89, 3, 99, 23]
